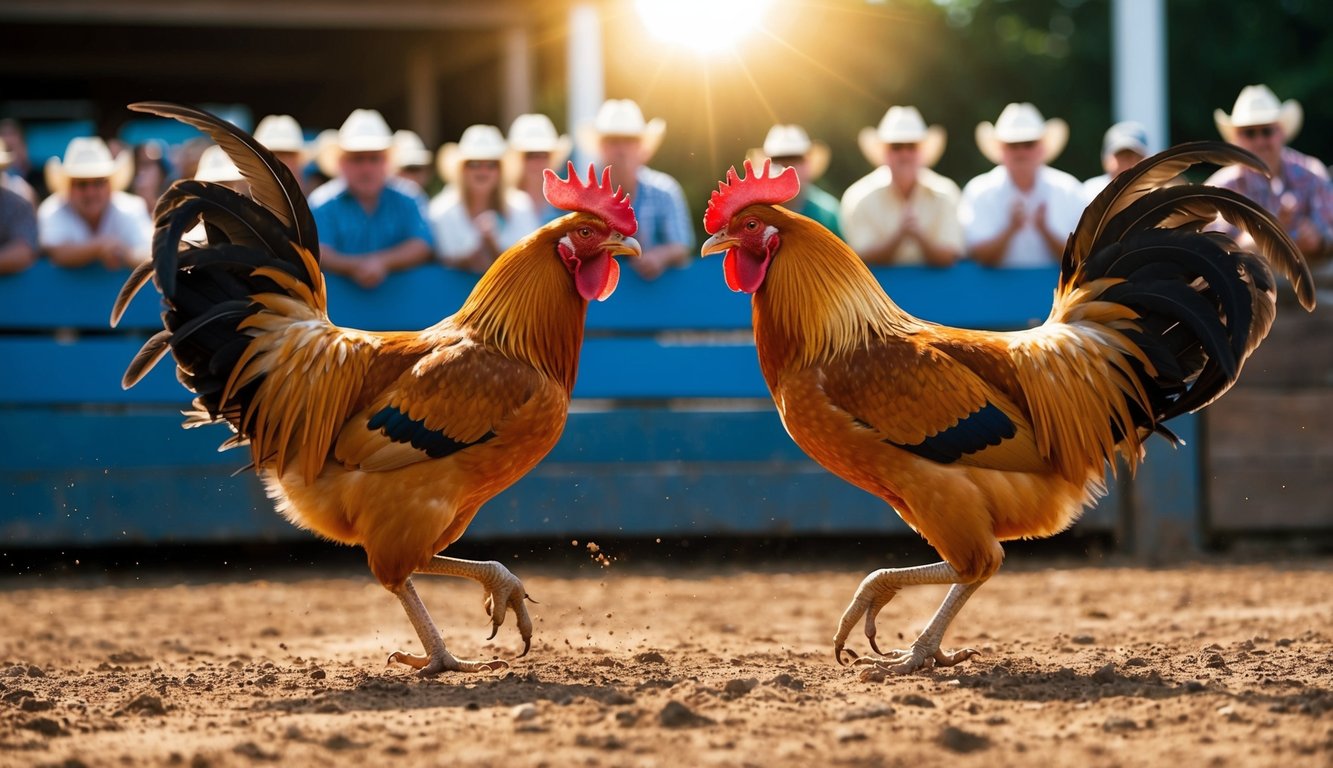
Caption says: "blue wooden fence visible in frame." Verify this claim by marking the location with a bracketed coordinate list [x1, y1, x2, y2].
[0, 260, 1159, 548]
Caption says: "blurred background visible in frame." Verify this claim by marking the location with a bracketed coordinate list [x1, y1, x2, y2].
[4, 0, 1333, 218]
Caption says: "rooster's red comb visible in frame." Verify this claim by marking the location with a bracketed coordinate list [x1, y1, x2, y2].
[543, 162, 637, 236]
[703, 159, 800, 235]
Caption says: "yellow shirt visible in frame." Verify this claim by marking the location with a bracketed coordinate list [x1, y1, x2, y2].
[838, 167, 963, 265]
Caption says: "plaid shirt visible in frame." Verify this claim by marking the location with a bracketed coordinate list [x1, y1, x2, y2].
[627, 166, 693, 251]
[1205, 147, 1333, 247]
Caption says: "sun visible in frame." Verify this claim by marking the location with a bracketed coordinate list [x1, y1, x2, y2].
[634, 0, 774, 53]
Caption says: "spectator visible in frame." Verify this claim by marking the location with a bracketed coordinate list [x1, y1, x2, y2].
[173, 137, 211, 187]
[0, 137, 37, 274]
[429, 124, 538, 273]
[840, 107, 962, 267]
[581, 99, 692, 280]
[0, 118, 44, 201]
[39, 137, 151, 269]
[747, 124, 841, 238]
[131, 139, 172, 216]
[1206, 84, 1332, 264]
[392, 129, 435, 199]
[253, 114, 311, 194]
[507, 113, 571, 225]
[1082, 121, 1149, 200]
[308, 108, 434, 289]
[961, 102, 1084, 268]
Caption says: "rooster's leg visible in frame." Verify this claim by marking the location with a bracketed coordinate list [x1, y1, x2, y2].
[387, 578, 509, 675]
[415, 556, 534, 657]
[833, 561, 982, 673]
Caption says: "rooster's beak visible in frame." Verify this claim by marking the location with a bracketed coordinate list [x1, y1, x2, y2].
[700, 232, 737, 257]
[603, 234, 641, 259]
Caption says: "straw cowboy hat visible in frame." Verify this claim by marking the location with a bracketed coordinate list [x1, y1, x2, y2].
[577, 99, 666, 162]
[392, 130, 433, 170]
[858, 106, 947, 168]
[1214, 84, 1303, 142]
[44, 136, 134, 197]
[746, 124, 830, 182]
[0, 137, 11, 167]
[253, 114, 307, 155]
[194, 144, 244, 183]
[507, 113, 571, 162]
[975, 102, 1068, 165]
[437, 124, 509, 186]
[316, 108, 395, 178]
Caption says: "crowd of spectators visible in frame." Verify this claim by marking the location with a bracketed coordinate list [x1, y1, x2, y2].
[2, 85, 1329, 284]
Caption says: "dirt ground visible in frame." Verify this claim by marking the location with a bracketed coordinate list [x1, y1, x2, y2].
[0, 549, 1329, 768]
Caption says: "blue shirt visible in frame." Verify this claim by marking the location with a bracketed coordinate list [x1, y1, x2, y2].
[310, 179, 434, 256]
[629, 166, 693, 251]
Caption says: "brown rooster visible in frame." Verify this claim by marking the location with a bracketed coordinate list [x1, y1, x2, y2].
[700, 147, 1314, 674]
[112, 103, 640, 675]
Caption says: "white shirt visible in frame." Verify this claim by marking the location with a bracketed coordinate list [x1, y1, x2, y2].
[959, 165, 1086, 267]
[428, 186, 539, 266]
[1081, 173, 1113, 203]
[38, 190, 153, 263]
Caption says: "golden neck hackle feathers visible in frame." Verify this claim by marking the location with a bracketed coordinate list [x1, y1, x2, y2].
[753, 209, 918, 374]
[451, 220, 587, 393]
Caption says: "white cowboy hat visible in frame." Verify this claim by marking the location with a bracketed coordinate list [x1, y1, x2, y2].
[253, 114, 306, 155]
[437, 124, 509, 185]
[745, 124, 830, 182]
[194, 144, 244, 183]
[857, 106, 947, 168]
[975, 102, 1068, 165]
[505, 113, 572, 186]
[392, 130, 433, 170]
[1101, 120, 1149, 157]
[577, 99, 666, 163]
[316, 108, 394, 178]
[507, 113, 572, 160]
[44, 136, 134, 197]
[1214, 84, 1302, 142]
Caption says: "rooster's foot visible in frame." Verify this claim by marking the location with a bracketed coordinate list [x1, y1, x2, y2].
[418, 557, 535, 658]
[387, 650, 509, 676]
[845, 645, 979, 676]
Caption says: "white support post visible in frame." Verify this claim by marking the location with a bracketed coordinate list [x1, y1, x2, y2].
[567, 2, 604, 166]
[1112, 0, 1168, 150]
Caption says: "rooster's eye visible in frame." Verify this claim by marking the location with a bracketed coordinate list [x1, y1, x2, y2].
[745, 220, 759, 231]
[578, 227, 592, 238]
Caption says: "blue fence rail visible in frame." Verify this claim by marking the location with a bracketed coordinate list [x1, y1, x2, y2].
[0, 260, 1162, 548]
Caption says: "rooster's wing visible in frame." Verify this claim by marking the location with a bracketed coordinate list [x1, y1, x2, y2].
[334, 339, 550, 472]
[807, 336, 1047, 473]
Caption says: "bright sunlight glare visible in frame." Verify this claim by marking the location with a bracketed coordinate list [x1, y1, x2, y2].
[634, 0, 773, 53]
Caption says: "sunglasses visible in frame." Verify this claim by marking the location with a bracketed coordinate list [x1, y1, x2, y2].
[1239, 125, 1277, 139]
[70, 178, 110, 190]
[887, 143, 919, 153]
[1005, 141, 1039, 151]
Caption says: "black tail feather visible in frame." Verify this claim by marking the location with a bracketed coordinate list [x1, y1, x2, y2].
[1061, 141, 1314, 442]
[127, 101, 318, 254]
[115, 102, 322, 441]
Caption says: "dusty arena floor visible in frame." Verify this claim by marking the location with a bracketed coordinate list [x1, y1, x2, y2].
[0, 548, 1329, 768]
